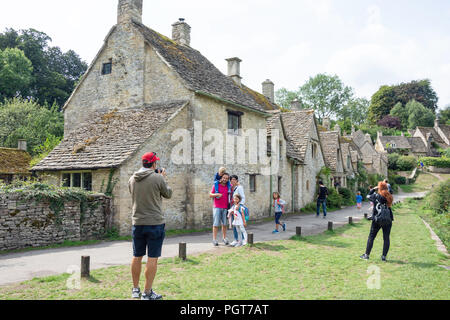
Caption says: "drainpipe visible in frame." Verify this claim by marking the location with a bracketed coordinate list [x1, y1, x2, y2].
[291, 161, 295, 212]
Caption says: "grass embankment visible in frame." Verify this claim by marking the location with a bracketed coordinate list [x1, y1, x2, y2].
[399, 172, 450, 193]
[1, 200, 448, 300]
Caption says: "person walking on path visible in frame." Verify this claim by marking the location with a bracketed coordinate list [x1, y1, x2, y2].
[227, 194, 248, 247]
[356, 191, 363, 211]
[272, 192, 287, 234]
[209, 173, 231, 246]
[317, 181, 328, 219]
[360, 181, 394, 262]
[128, 152, 173, 300]
[230, 175, 246, 247]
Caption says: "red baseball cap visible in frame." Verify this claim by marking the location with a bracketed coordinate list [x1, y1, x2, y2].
[142, 152, 160, 164]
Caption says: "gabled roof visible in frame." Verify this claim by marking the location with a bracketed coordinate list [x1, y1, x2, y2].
[379, 136, 412, 149]
[436, 124, 450, 142]
[407, 137, 428, 153]
[319, 131, 343, 173]
[279, 110, 316, 163]
[416, 127, 446, 145]
[133, 21, 278, 114]
[33, 101, 188, 171]
[0, 148, 31, 175]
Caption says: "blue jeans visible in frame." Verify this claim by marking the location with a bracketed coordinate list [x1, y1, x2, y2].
[231, 215, 239, 241]
[317, 199, 327, 217]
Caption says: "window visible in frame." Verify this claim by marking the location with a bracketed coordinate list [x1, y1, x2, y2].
[102, 61, 112, 75]
[227, 111, 242, 135]
[249, 175, 256, 193]
[278, 177, 282, 194]
[267, 136, 272, 156]
[62, 172, 93, 191]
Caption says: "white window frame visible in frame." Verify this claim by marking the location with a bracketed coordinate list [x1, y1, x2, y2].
[61, 171, 93, 191]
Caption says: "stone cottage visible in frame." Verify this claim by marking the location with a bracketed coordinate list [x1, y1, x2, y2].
[267, 105, 327, 209]
[375, 132, 428, 158]
[412, 118, 450, 154]
[0, 140, 31, 184]
[318, 125, 347, 188]
[33, 0, 294, 235]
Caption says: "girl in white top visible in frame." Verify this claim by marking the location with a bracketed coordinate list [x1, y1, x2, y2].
[227, 194, 248, 247]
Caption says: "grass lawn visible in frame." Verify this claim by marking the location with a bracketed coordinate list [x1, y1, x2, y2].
[0, 199, 448, 300]
[399, 172, 444, 193]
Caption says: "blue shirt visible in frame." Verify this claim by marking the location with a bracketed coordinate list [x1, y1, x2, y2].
[356, 195, 363, 204]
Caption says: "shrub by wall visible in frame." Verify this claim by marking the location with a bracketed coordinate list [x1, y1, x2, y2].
[421, 157, 450, 168]
[396, 156, 417, 171]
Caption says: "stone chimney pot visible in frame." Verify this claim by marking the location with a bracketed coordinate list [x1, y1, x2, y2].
[18, 140, 27, 152]
[262, 79, 275, 103]
[226, 57, 242, 86]
[118, 0, 143, 24]
[172, 18, 191, 46]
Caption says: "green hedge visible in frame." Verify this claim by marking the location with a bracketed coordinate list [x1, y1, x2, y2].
[426, 179, 450, 215]
[396, 156, 416, 171]
[420, 157, 450, 168]
[338, 187, 356, 206]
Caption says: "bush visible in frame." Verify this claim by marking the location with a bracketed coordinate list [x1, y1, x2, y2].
[426, 180, 450, 215]
[327, 188, 343, 209]
[388, 153, 400, 170]
[396, 156, 416, 171]
[421, 157, 450, 168]
[338, 187, 355, 206]
[394, 176, 407, 185]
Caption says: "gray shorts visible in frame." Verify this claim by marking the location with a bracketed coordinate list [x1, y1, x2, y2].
[213, 208, 228, 227]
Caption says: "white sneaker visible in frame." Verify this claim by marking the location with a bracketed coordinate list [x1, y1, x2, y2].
[223, 238, 230, 245]
[234, 242, 243, 247]
[212, 240, 219, 247]
[230, 240, 238, 247]
[242, 241, 248, 246]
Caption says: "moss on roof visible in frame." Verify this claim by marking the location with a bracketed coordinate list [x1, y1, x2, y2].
[0, 148, 31, 174]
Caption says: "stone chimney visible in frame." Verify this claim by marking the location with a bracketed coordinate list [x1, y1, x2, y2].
[226, 57, 242, 86]
[172, 18, 191, 46]
[118, 0, 143, 24]
[434, 117, 440, 128]
[335, 123, 341, 136]
[18, 140, 27, 152]
[351, 126, 356, 135]
[365, 133, 373, 144]
[262, 79, 275, 103]
[377, 131, 383, 140]
[323, 117, 331, 131]
[290, 99, 302, 111]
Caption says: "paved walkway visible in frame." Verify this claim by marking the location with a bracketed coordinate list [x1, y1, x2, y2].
[0, 191, 426, 287]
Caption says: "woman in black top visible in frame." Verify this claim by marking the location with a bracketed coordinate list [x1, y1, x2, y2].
[360, 181, 394, 262]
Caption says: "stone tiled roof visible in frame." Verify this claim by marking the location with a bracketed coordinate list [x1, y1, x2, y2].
[379, 136, 412, 149]
[0, 148, 31, 174]
[351, 130, 369, 149]
[416, 127, 446, 145]
[407, 137, 428, 153]
[340, 142, 353, 172]
[437, 124, 450, 142]
[279, 110, 316, 163]
[266, 110, 281, 136]
[33, 101, 188, 171]
[133, 21, 278, 113]
[319, 131, 342, 172]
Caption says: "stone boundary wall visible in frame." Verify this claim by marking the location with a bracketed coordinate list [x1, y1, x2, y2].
[0, 193, 113, 251]
[427, 166, 450, 174]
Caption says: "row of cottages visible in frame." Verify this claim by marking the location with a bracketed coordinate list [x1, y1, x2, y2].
[375, 118, 450, 157]
[32, 0, 313, 235]
[32, 0, 385, 235]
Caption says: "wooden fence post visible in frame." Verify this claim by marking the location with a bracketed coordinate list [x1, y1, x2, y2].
[349, 217, 353, 225]
[296, 227, 302, 237]
[247, 233, 254, 246]
[179, 243, 187, 261]
[328, 221, 333, 231]
[81, 256, 90, 278]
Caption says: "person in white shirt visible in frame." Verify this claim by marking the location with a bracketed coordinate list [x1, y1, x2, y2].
[230, 175, 246, 246]
[227, 194, 248, 247]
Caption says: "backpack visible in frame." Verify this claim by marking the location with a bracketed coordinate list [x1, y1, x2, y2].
[239, 204, 250, 222]
[374, 202, 392, 227]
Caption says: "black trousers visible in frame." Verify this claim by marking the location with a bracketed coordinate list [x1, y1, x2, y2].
[365, 221, 392, 257]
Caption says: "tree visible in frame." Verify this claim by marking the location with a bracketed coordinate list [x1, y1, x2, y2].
[0, 28, 88, 108]
[0, 98, 64, 156]
[368, 80, 439, 124]
[275, 88, 301, 110]
[0, 48, 33, 100]
[390, 102, 409, 129]
[438, 105, 450, 125]
[339, 97, 369, 125]
[406, 100, 435, 129]
[377, 115, 401, 129]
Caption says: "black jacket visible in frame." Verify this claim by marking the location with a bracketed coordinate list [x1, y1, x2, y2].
[368, 189, 394, 222]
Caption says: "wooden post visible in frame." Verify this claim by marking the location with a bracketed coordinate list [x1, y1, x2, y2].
[364, 213, 368, 219]
[179, 243, 187, 261]
[247, 233, 254, 246]
[296, 227, 302, 237]
[81, 256, 90, 278]
[328, 221, 333, 231]
[349, 217, 353, 225]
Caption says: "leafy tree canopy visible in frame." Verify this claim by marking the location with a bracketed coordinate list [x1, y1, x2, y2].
[0, 47, 33, 100]
[0, 98, 64, 156]
[0, 28, 88, 109]
[438, 105, 450, 125]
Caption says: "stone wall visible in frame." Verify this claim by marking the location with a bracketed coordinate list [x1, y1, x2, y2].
[0, 193, 112, 251]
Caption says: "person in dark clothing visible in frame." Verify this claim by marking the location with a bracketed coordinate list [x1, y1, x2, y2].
[316, 181, 328, 219]
[360, 181, 394, 262]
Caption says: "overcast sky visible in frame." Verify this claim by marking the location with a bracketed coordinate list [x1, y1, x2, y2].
[1, 0, 449, 110]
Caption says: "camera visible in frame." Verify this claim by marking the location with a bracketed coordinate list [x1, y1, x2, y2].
[155, 168, 163, 174]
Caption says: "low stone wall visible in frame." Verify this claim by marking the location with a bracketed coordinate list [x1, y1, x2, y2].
[427, 166, 450, 174]
[0, 193, 113, 251]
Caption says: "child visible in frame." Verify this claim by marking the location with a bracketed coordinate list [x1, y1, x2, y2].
[227, 194, 247, 247]
[272, 192, 286, 234]
[214, 167, 232, 195]
[356, 191, 363, 211]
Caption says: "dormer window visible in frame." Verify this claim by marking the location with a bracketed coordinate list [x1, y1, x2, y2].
[102, 61, 112, 75]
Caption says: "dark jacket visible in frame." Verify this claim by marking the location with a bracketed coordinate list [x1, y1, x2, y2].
[368, 189, 394, 222]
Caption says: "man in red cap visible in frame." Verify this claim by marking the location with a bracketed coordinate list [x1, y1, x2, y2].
[129, 152, 172, 300]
